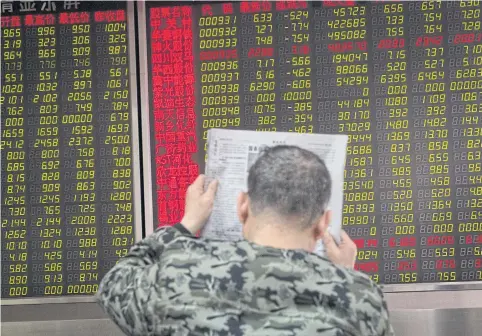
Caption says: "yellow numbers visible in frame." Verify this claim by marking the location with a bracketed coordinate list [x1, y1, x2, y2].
[289, 10, 308, 20]
[199, 38, 237, 49]
[3, 28, 21, 38]
[201, 72, 238, 82]
[250, 82, 275, 92]
[201, 106, 239, 116]
[254, 13, 272, 23]
[108, 214, 133, 224]
[397, 249, 416, 259]
[109, 45, 127, 55]
[438, 272, 456, 282]
[199, 27, 236, 38]
[328, 30, 366, 40]
[256, 70, 275, 80]
[346, 144, 372, 155]
[113, 169, 131, 178]
[110, 56, 127, 65]
[328, 18, 366, 29]
[200, 61, 238, 71]
[336, 64, 368, 75]
[460, 0, 481, 8]
[343, 215, 375, 226]
[72, 35, 89, 45]
[257, 93, 276, 102]
[108, 33, 126, 44]
[398, 273, 418, 283]
[202, 83, 239, 94]
[357, 250, 378, 260]
[72, 24, 90, 33]
[111, 101, 129, 111]
[256, 35, 273, 45]
[105, 135, 130, 145]
[387, 15, 404, 25]
[435, 248, 455, 257]
[38, 37, 56, 47]
[105, 22, 127, 32]
[258, 116, 276, 125]
[424, 24, 442, 33]
[462, 8, 481, 19]
[294, 102, 312, 112]
[199, 15, 232, 26]
[292, 67, 310, 77]
[72, 46, 90, 56]
[337, 76, 369, 86]
[202, 118, 240, 129]
[37, 26, 55, 35]
[253, 104, 275, 114]
[67, 284, 98, 294]
[9, 287, 28, 297]
[292, 56, 310, 66]
[257, 24, 274, 34]
[334, 6, 366, 16]
[396, 225, 415, 235]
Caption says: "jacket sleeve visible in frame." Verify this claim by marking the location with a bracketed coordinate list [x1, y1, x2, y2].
[374, 285, 396, 336]
[95, 224, 194, 336]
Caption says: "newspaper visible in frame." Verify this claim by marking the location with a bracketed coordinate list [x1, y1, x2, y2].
[202, 128, 348, 256]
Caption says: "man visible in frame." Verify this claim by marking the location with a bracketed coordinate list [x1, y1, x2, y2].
[97, 145, 394, 336]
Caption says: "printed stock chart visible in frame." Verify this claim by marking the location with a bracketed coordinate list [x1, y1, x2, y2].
[1, 1, 137, 298]
[146, 0, 482, 285]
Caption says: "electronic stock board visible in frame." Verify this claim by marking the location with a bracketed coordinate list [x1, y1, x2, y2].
[1, 1, 141, 300]
[2, 0, 482, 301]
[139, 0, 482, 287]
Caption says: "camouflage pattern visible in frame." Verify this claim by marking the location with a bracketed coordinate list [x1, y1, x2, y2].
[97, 225, 395, 336]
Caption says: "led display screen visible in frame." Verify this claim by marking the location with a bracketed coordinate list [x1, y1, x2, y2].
[144, 0, 482, 285]
[1, 0, 138, 298]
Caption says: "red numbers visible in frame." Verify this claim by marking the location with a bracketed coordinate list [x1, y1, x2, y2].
[415, 35, 443, 47]
[292, 45, 310, 54]
[398, 261, 417, 271]
[356, 262, 379, 273]
[247, 47, 273, 58]
[377, 38, 405, 49]
[436, 259, 456, 270]
[427, 235, 455, 246]
[389, 237, 416, 247]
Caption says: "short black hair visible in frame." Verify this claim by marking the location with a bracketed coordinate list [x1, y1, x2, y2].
[247, 145, 332, 229]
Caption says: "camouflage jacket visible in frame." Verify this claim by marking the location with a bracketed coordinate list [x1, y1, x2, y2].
[96, 224, 395, 336]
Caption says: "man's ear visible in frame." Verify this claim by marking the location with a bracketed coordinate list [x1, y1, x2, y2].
[314, 209, 332, 240]
[237, 192, 249, 225]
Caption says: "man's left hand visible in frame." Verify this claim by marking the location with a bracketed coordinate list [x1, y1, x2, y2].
[181, 175, 219, 235]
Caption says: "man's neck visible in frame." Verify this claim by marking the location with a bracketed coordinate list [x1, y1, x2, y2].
[246, 218, 314, 252]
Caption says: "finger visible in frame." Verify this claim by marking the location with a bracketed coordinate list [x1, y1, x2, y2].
[322, 230, 337, 249]
[204, 179, 219, 198]
[340, 230, 350, 242]
[190, 175, 206, 192]
[323, 231, 340, 261]
[340, 230, 356, 248]
[340, 230, 354, 246]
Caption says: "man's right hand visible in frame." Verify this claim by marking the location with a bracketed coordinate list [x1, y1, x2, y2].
[181, 175, 218, 235]
[323, 230, 357, 269]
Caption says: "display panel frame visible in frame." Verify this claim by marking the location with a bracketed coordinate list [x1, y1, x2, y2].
[1, 1, 143, 306]
[382, 282, 482, 293]
[138, 0, 482, 293]
[138, 1, 155, 237]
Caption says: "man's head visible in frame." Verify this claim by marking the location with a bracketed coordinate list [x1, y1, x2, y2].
[237, 145, 332, 252]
